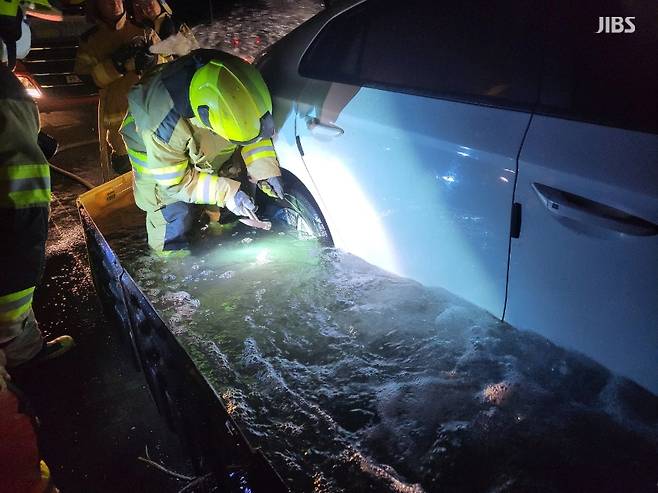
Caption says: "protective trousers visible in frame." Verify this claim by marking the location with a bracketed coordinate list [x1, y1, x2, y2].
[97, 81, 137, 177]
[121, 114, 200, 253]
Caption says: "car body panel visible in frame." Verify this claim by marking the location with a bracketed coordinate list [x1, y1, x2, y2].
[261, 0, 658, 394]
[506, 117, 658, 393]
[294, 82, 528, 317]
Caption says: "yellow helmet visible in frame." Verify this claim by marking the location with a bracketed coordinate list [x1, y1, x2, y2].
[1, 0, 59, 69]
[189, 53, 274, 145]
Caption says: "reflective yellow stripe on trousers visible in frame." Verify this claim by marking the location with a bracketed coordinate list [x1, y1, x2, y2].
[0, 287, 35, 323]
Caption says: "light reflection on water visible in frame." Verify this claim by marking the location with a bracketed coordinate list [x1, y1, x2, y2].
[107, 219, 658, 493]
[192, 0, 323, 61]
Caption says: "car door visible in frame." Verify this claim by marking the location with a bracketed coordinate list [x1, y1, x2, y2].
[505, 0, 658, 393]
[293, 0, 543, 318]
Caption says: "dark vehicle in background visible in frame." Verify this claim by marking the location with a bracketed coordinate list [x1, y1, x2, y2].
[19, 1, 97, 111]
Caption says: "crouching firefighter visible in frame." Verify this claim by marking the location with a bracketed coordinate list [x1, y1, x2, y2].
[121, 49, 284, 255]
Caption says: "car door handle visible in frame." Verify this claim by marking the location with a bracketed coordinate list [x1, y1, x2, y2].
[306, 117, 344, 137]
[532, 183, 658, 236]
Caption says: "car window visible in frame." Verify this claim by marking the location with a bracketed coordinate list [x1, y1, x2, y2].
[540, 0, 657, 134]
[299, 0, 543, 110]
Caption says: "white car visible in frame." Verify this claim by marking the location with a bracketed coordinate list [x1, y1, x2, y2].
[256, 0, 658, 393]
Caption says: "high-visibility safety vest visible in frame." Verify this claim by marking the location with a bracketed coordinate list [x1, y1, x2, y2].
[0, 66, 49, 209]
[0, 64, 49, 316]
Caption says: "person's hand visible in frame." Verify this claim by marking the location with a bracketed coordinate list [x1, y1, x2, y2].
[258, 176, 284, 200]
[225, 190, 256, 217]
[134, 49, 157, 73]
[111, 43, 137, 73]
[112, 37, 153, 74]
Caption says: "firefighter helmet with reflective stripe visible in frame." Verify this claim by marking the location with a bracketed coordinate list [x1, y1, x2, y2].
[189, 54, 273, 145]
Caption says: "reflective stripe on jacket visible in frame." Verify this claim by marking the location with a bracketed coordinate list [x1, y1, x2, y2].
[0, 66, 50, 209]
[0, 65, 49, 298]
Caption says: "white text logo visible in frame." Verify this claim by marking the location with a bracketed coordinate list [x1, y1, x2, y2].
[596, 17, 636, 33]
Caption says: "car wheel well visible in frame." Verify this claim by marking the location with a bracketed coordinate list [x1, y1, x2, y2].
[257, 169, 333, 245]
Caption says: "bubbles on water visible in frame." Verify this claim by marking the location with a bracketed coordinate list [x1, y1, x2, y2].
[107, 215, 658, 492]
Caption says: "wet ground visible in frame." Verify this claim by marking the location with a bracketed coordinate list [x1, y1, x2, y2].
[104, 214, 658, 493]
[191, 0, 322, 61]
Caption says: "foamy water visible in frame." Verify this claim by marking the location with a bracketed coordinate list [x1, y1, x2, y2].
[107, 219, 658, 493]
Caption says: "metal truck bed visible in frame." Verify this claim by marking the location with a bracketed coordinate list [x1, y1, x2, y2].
[77, 174, 288, 492]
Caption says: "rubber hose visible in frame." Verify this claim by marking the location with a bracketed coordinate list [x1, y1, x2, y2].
[49, 139, 100, 190]
[56, 139, 99, 153]
[49, 163, 95, 190]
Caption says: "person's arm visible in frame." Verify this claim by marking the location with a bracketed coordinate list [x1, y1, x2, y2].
[0, 93, 50, 209]
[241, 138, 281, 181]
[74, 27, 125, 88]
[241, 138, 283, 198]
[141, 127, 240, 207]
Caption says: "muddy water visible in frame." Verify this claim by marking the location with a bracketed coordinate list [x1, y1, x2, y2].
[105, 215, 658, 493]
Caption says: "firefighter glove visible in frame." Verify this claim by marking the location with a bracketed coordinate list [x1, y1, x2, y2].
[134, 49, 156, 73]
[111, 42, 137, 73]
[258, 176, 284, 200]
[225, 190, 256, 217]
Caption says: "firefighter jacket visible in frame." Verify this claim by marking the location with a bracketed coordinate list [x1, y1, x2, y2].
[124, 50, 281, 211]
[0, 65, 49, 330]
[74, 13, 146, 134]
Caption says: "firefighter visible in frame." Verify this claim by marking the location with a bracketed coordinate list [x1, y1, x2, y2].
[128, 0, 177, 39]
[74, 0, 174, 179]
[0, 1, 74, 386]
[121, 49, 284, 255]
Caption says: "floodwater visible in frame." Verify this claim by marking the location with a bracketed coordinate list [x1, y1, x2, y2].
[192, 0, 323, 61]
[102, 5, 658, 491]
[107, 215, 658, 493]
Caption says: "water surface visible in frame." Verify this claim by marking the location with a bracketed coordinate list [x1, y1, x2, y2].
[107, 218, 658, 493]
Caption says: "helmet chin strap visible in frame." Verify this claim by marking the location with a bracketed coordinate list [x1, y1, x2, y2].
[5, 40, 16, 70]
